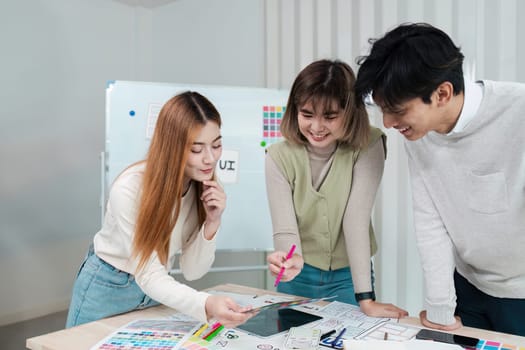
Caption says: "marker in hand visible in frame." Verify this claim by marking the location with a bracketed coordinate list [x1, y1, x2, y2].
[274, 244, 296, 287]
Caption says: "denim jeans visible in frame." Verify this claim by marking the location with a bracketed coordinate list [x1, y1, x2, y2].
[276, 263, 374, 305]
[65, 245, 159, 328]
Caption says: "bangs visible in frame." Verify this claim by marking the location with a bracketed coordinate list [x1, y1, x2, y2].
[296, 89, 348, 114]
[372, 70, 434, 111]
[372, 84, 410, 111]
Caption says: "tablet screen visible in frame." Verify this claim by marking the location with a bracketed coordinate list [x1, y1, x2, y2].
[236, 308, 322, 338]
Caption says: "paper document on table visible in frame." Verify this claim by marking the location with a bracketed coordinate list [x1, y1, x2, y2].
[284, 327, 322, 350]
[357, 321, 420, 341]
[343, 339, 462, 349]
[316, 301, 390, 338]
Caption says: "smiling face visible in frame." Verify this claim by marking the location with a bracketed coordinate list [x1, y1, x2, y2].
[184, 121, 222, 184]
[297, 99, 344, 148]
[377, 83, 461, 141]
[379, 97, 439, 141]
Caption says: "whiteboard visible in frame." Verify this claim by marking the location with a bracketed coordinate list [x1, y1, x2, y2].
[104, 80, 289, 251]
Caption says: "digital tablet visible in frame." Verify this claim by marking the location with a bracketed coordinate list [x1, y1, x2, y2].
[236, 308, 323, 338]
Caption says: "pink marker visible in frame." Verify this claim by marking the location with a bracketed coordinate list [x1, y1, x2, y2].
[274, 244, 297, 287]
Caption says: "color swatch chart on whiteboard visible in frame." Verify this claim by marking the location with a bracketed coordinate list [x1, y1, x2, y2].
[262, 105, 285, 146]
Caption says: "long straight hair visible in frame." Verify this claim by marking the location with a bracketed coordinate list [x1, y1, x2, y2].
[132, 91, 221, 271]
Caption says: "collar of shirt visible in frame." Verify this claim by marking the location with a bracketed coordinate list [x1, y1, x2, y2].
[447, 79, 483, 135]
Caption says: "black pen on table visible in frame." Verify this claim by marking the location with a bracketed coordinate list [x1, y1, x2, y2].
[320, 329, 336, 340]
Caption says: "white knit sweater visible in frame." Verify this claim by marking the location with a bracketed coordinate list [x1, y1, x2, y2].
[406, 80, 525, 325]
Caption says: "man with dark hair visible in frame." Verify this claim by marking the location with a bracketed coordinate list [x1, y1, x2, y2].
[355, 22, 525, 336]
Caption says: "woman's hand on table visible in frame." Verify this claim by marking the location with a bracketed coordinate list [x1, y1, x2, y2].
[359, 299, 409, 319]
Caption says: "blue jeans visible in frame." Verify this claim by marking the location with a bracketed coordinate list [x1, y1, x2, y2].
[65, 245, 159, 328]
[277, 263, 374, 305]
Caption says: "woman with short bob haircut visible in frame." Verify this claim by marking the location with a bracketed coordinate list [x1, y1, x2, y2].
[266, 59, 408, 319]
[280, 59, 370, 148]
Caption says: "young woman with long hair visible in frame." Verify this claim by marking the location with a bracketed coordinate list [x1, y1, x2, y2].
[66, 91, 251, 328]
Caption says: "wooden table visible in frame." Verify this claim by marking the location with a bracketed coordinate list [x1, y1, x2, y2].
[26, 283, 525, 349]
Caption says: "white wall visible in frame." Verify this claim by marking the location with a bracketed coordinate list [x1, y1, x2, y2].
[0, 0, 138, 326]
[150, 0, 266, 86]
[2, 0, 524, 326]
[0, 0, 266, 326]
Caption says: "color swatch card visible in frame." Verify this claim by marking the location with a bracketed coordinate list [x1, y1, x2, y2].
[90, 319, 201, 350]
[476, 339, 525, 350]
[261, 105, 285, 146]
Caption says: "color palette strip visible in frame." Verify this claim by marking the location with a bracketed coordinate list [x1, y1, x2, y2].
[476, 339, 525, 350]
[95, 330, 186, 349]
[261, 105, 285, 146]
[91, 319, 200, 350]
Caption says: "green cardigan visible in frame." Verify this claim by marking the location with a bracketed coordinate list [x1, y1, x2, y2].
[267, 127, 382, 270]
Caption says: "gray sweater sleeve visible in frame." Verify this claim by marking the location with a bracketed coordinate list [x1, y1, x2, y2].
[265, 153, 303, 255]
[406, 146, 457, 325]
[344, 138, 385, 294]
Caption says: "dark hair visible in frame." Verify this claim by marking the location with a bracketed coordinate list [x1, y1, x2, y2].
[280, 59, 370, 148]
[355, 23, 465, 110]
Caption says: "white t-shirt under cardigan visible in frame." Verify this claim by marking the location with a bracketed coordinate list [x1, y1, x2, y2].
[406, 80, 525, 325]
[94, 163, 215, 322]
